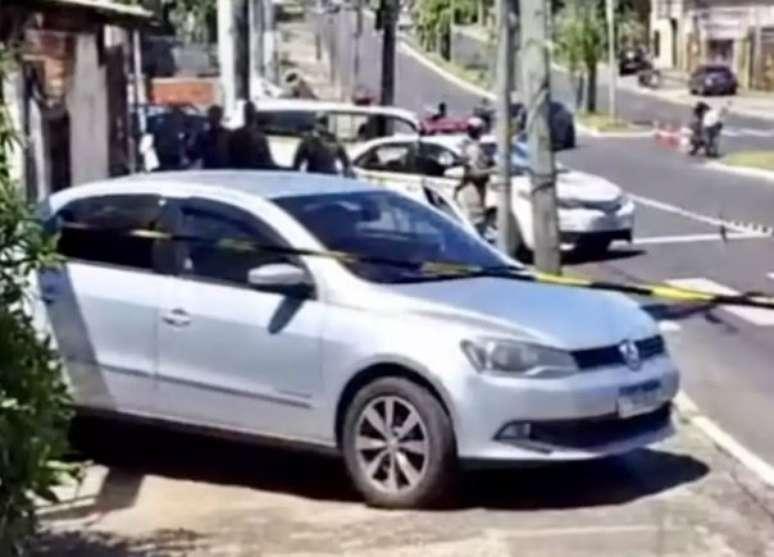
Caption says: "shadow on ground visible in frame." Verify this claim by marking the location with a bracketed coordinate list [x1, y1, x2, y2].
[58, 416, 710, 513]
[30, 529, 207, 557]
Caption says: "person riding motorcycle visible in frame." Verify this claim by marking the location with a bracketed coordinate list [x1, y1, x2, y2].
[689, 102, 710, 156]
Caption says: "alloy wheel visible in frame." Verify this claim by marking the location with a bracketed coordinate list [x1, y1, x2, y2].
[354, 396, 429, 494]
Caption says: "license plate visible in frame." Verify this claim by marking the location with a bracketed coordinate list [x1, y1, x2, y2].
[618, 380, 662, 418]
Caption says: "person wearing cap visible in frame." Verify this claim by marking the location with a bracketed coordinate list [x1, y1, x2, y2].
[456, 116, 494, 234]
[292, 113, 353, 176]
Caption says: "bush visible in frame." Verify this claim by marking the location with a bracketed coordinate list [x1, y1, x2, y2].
[0, 47, 77, 555]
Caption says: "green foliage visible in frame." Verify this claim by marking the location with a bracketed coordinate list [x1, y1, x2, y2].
[554, 0, 605, 112]
[0, 47, 77, 556]
[169, 0, 217, 43]
[414, 0, 478, 56]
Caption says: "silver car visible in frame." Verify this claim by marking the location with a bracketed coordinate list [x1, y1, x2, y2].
[37, 171, 678, 508]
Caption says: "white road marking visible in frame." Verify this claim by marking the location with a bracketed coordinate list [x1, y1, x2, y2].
[674, 391, 774, 488]
[667, 278, 774, 326]
[630, 194, 759, 234]
[632, 232, 767, 245]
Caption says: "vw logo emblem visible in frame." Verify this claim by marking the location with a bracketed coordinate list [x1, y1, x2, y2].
[619, 339, 642, 371]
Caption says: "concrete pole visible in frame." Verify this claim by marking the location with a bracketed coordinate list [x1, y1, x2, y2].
[495, 0, 516, 255]
[218, 0, 237, 118]
[520, 0, 560, 274]
[380, 0, 396, 107]
[131, 29, 146, 173]
[606, 0, 617, 119]
[354, 0, 363, 98]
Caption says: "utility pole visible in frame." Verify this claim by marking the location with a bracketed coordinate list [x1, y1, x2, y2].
[218, 0, 237, 118]
[353, 0, 363, 98]
[495, 0, 516, 255]
[520, 0, 560, 274]
[606, 0, 617, 119]
[379, 0, 397, 106]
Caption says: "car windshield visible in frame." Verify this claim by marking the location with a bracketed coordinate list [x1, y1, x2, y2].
[274, 190, 510, 283]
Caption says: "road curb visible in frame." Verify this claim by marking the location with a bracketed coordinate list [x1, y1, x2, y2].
[674, 391, 774, 488]
[705, 161, 774, 183]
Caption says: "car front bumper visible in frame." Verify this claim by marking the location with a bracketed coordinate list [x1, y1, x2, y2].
[558, 199, 635, 241]
[453, 355, 679, 462]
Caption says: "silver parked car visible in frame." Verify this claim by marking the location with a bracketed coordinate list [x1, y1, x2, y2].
[36, 171, 678, 508]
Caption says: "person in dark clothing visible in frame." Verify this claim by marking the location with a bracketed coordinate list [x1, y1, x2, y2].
[292, 113, 353, 176]
[429, 102, 447, 121]
[189, 105, 230, 169]
[473, 97, 494, 133]
[229, 101, 277, 169]
[154, 106, 191, 170]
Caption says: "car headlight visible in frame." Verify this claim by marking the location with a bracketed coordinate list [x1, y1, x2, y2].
[705, 76, 713, 86]
[461, 338, 578, 378]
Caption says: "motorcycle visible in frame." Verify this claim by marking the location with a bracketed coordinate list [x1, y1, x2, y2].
[638, 64, 662, 89]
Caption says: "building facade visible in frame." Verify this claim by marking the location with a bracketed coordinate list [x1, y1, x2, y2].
[651, 0, 774, 89]
[0, 0, 151, 201]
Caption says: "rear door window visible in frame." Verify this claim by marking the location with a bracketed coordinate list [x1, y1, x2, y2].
[53, 194, 165, 271]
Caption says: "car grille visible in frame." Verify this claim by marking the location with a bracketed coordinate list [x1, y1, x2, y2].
[529, 404, 671, 449]
[572, 336, 666, 370]
[580, 199, 623, 213]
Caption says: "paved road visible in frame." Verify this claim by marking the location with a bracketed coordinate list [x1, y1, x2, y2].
[333, 11, 774, 154]
[330, 12, 774, 469]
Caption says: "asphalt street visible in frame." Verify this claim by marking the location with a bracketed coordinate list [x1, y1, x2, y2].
[329, 12, 774, 469]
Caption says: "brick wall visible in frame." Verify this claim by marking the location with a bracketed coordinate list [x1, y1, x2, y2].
[149, 77, 220, 107]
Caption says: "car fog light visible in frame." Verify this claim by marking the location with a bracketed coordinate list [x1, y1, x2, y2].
[496, 422, 532, 440]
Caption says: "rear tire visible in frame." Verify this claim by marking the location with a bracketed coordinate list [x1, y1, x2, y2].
[341, 377, 457, 509]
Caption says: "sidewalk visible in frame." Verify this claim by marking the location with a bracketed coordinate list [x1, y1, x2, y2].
[277, 11, 341, 101]
[31, 415, 774, 556]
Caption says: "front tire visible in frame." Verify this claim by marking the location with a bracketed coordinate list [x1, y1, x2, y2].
[341, 377, 456, 509]
[576, 237, 612, 255]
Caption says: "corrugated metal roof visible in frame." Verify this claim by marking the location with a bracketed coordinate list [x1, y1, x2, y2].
[16, 0, 153, 20]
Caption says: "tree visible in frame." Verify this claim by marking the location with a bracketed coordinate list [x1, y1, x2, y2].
[0, 47, 78, 555]
[554, 0, 605, 112]
[415, 0, 478, 58]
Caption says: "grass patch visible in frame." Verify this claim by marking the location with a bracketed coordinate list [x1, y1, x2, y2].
[722, 151, 774, 172]
[420, 49, 493, 91]
[576, 112, 645, 133]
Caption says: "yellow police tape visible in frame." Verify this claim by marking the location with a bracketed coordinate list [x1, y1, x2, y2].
[60, 223, 774, 310]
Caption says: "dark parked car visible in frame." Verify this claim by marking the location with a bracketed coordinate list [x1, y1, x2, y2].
[619, 47, 648, 75]
[690, 65, 738, 96]
[511, 101, 576, 150]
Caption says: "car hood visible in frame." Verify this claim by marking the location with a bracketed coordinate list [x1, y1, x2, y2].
[555, 170, 622, 203]
[375, 277, 656, 350]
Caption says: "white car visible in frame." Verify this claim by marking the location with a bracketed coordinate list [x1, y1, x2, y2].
[228, 99, 421, 169]
[350, 134, 635, 254]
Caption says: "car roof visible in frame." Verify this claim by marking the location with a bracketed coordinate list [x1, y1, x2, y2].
[351, 133, 525, 158]
[240, 99, 420, 126]
[47, 171, 381, 208]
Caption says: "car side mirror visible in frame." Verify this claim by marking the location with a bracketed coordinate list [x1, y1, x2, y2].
[443, 166, 465, 179]
[247, 263, 311, 296]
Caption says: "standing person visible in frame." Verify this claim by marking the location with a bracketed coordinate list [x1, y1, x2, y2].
[154, 106, 191, 170]
[430, 102, 447, 122]
[229, 101, 277, 170]
[455, 117, 494, 235]
[688, 101, 710, 156]
[702, 102, 728, 158]
[473, 97, 495, 133]
[293, 113, 353, 176]
[189, 105, 230, 169]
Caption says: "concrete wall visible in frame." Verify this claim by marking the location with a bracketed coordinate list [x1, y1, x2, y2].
[67, 32, 109, 186]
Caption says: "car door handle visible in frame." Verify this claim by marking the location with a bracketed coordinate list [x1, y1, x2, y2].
[162, 308, 191, 327]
